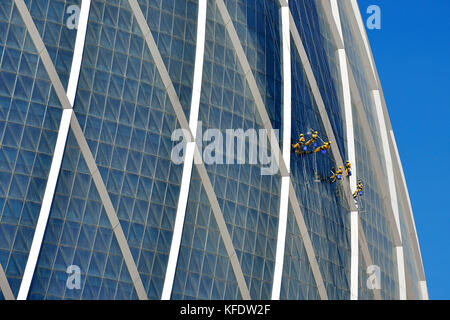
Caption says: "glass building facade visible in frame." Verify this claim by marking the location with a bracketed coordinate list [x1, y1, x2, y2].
[0, 0, 426, 300]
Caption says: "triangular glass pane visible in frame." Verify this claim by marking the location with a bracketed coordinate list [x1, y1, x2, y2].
[24, 0, 78, 90]
[29, 129, 137, 300]
[173, 166, 242, 300]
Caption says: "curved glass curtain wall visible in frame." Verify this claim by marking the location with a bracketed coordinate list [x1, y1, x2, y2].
[171, 167, 242, 300]
[24, 0, 79, 90]
[173, 0, 282, 300]
[137, 0, 198, 119]
[0, 0, 423, 301]
[30, 0, 197, 299]
[336, 1, 400, 300]
[290, 0, 346, 160]
[337, 1, 386, 177]
[0, 0, 68, 297]
[353, 102, 399, 300]
[29, 130, 138, 300]
[223, 0, 282, 136]
[339, 1, 425, 300]
[289, 39, 351, 300]
[280, 204, 320, 299]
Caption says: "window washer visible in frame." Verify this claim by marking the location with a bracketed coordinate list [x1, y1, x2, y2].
[345, 161, 352, 177]
[330, 166, 343, 183]
[353, 180, 364, 199]
[292, 133, 306, 153]
[305, 130, 318, 147]
[313, 141, 332, 154]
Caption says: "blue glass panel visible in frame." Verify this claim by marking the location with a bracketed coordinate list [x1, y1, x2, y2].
[353, 103, 399, 300]
[29, 130, 137, 300]
[172, 167, 242, 300]
[24, 0, 78, 89]
[67, 0, 185, 299]
[138, 0, 198, 119]
[0, 0, 62, 297]
[290, 0, 347, 160]
[280, 206, 319, 300]
[289, 38, 351, 300]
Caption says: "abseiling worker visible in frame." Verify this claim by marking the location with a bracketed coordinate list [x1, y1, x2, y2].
[292, 133, 306, 154]
[353, 180, 364, 199]
[345, 161, 352, 176]
[330, 166, 343, 183]
[313, 141, 332, 154]
[305, 130, 319, 147]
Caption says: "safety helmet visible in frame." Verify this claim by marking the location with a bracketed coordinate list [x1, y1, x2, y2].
[300, 133, 304, 137]
[339, 166, 343, 169]
[314, 131, 318, 135]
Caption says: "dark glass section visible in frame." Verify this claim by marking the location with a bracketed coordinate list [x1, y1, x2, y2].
[67, 0, 185, 299]
[0, 1, 62, 296]
[290, 41, 351, 300]
[224, 0, 282, 137]
[172, 167, 242, 300]
[280, 204, 319, 300]
[290, 0, 347, 160]
[29, 130, 137, 300]
[138, 0, 198, 119]
[24, 0, 78, 89]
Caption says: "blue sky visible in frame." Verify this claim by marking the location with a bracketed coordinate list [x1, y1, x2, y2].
[357, 0, 450, 299]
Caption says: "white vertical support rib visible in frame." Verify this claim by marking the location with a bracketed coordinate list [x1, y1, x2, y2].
[395, 246, 407, 300]
[340, 47, 359, 300]
[329, 0, 358, 300]
[272, 1, 290, 300]
[161, 0, 207, 300]
[17, 0, 91, 300]
[419, 281, 429, 300]
[373, 90, 406, 299]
